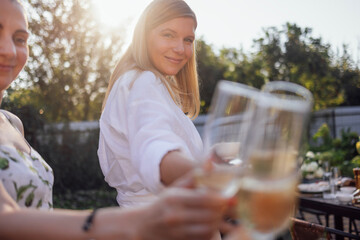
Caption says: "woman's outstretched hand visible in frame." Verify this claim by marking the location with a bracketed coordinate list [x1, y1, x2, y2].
[137, 173, 227, 240]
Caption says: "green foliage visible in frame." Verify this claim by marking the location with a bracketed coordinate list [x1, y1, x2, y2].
[196, 38, 227, 113]
[195, 23, 359, 114]
[312, 123, 333, 151]
[252, 23, 347, 110]
[308, 123, 359, 177]
[353, 155, 360, 166]
[17, 0, 125, 122]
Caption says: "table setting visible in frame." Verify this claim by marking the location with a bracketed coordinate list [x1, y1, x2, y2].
[297, 181, 356, 204]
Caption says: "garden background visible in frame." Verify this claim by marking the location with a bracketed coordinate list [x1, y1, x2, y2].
[2, 0, 360, 209]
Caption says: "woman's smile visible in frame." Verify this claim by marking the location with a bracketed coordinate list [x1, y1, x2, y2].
[165, 56, 183, 64]
[0, 63, 15, 72]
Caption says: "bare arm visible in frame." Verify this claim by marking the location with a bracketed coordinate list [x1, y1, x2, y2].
[0, 179, 227, 240]
[0, 183, 139, 240]
[160, 150, 196, 186]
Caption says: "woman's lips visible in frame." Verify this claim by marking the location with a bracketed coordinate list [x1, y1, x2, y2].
[0, 64, 14, 72]
[166, 56, 182, 64]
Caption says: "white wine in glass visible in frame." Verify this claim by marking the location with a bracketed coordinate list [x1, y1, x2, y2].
[195, 80, 259, 197]
[236, 82, 313, 240]
[236, 152, 299, 239]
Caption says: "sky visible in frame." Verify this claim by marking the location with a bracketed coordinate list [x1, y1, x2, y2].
[92, 0, 360, 63]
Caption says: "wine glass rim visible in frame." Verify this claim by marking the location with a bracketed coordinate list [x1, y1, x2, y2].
[218, 80, 260, 96]
[258, 91, 313, 113]
[262, 81, 314, 103]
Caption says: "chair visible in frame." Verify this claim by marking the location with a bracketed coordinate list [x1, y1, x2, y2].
[325, 227, 360, 240]
[349, 218, 359, 236]
[298, 207, 330, 226]
[291, 218, 360, 240]
[290, 217, 331, 240]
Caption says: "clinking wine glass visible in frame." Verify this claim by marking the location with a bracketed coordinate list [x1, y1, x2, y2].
[194, 80, 259, 197]
[262, 81, 314, 166]
[235, 81, 313, 240]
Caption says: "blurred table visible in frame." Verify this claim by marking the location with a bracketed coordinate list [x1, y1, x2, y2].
[298, 195, 360, 240]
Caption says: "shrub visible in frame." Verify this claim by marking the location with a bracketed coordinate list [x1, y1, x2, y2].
[306, 123, 359, 177]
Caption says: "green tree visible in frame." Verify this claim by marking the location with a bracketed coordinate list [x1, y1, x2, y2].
[333, 47, 360, 106]
[196, 38, 227, 113]
[196, 23, 360, 114]
[220, 47, 266, 89]
[16, 0, 125, 122]
[252, 23, 346, 110]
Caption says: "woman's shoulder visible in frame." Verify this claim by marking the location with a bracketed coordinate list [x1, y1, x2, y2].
[0, 110, 24, 135]
[116, 70, 160, 88]
[132, 70, 162, 88]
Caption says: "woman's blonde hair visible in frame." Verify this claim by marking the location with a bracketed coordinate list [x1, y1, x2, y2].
[102, 0, 200, 119]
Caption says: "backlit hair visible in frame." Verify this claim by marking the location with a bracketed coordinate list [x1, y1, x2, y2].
[102, 0, 200, 119]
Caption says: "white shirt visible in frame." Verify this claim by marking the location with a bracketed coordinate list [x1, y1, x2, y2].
[98, 70, 203, 207]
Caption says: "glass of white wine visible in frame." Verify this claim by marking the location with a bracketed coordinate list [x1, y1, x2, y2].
[235, 81, 313, 240]
[261, 80, 314, 170]
[194, 80, 259, 197]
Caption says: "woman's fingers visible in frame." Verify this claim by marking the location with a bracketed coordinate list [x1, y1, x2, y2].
[142, 188, 227, 240]
[141, 185, 235, 240]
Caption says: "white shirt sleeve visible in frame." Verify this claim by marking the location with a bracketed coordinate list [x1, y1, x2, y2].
[126, 71, 187, 193]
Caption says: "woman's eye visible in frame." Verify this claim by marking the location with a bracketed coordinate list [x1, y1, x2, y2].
[16, 38, 26, 45]
[163, 33, 173, 38]
[185, 38, 194, 44]
[13, 35, 28, 46]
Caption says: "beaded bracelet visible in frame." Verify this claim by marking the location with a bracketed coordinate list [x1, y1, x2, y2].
[82, 208, 98, 232]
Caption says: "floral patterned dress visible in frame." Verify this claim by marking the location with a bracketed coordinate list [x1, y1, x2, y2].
[0, 145, 54, 210]
[0, 109, 54, 210]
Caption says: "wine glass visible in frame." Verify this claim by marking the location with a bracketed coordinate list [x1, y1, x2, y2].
[262, 81, 314, 169]
[322, 161, 335, 199]
[235, 81, 313, 240]
[261, 81, 313, 103]
[332, 166, 341, 190]
[194, 80, 259, 197]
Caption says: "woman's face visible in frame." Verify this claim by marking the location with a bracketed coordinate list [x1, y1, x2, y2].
[0, 0, 29, 92]
[147, 17, 195, 76]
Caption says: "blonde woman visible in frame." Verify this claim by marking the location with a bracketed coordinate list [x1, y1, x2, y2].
[98, 0, 204, 208]
[0, 0, 231, 239]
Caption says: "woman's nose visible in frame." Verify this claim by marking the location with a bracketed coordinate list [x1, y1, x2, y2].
[173, 40, 185, 54]
[0, 36, 16, 59]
